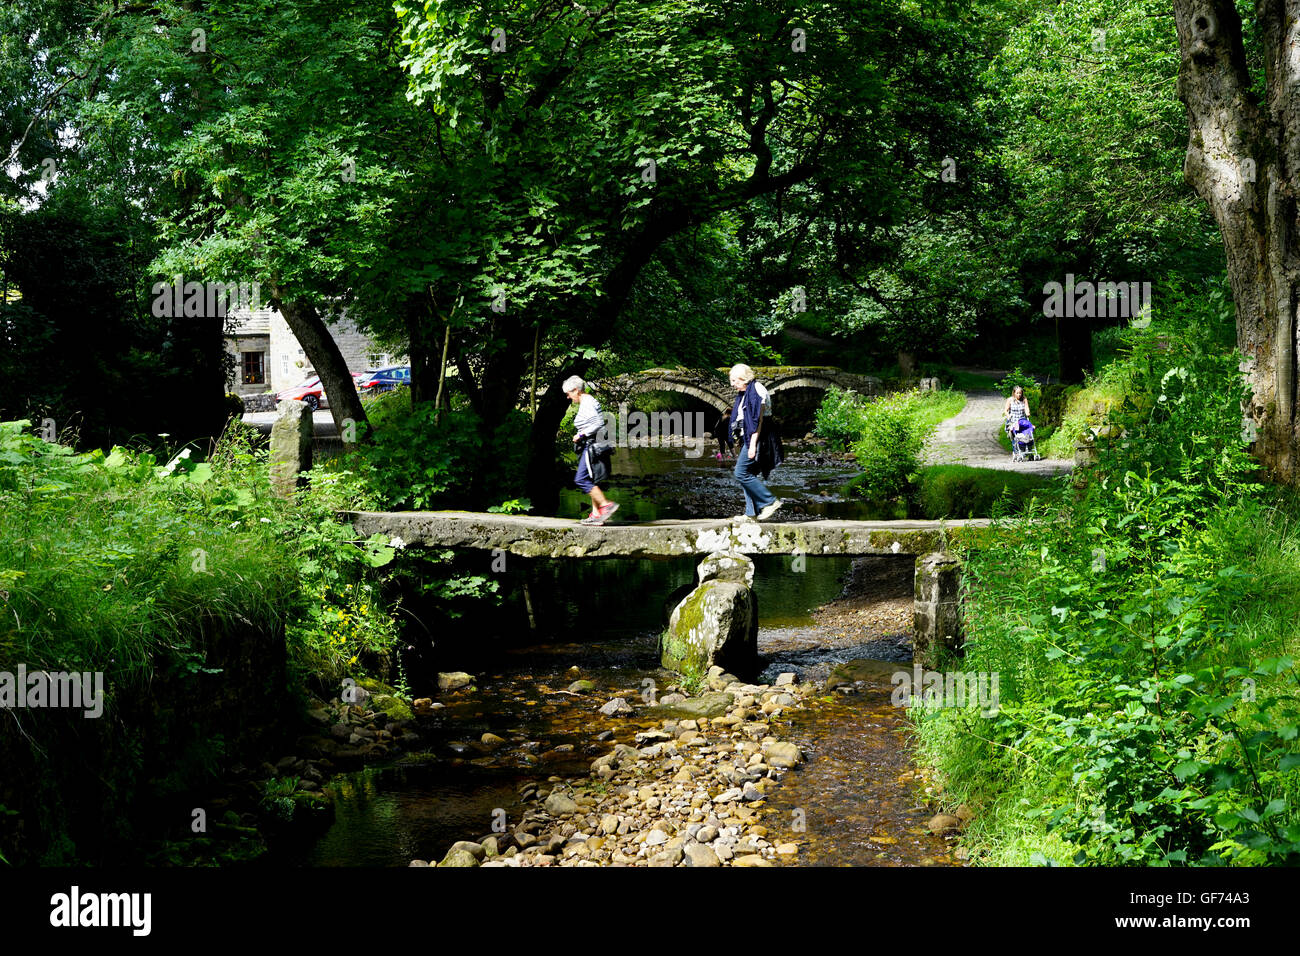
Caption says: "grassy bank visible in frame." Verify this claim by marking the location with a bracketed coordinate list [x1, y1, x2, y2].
[916, 465, 1051, 519]
[910, 299, 1300, 866]
[0, 420, 410, 863]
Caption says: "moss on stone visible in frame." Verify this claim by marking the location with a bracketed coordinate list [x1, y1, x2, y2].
[369, 693, 413, 722]
[662, 585, 712, 673]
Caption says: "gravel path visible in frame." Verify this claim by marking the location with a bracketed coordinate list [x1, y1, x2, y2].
[925, 390, 1073, 477]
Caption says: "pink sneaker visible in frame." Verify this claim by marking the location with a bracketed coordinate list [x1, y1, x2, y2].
[591, 502, 620, 525]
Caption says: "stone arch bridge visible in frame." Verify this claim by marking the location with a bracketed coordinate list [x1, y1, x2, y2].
[592, 366, 882, 413]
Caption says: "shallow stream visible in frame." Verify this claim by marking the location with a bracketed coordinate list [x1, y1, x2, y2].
[297, 445, 959, 867]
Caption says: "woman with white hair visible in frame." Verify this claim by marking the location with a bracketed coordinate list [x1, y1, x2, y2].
[562, 375, 618, 525]
[728, 363, 782, 521]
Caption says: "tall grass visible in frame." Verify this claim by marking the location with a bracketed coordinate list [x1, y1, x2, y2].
[0, 422, 294, 685]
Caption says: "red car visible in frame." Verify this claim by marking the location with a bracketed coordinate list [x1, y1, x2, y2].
[276, 372, 366, 411]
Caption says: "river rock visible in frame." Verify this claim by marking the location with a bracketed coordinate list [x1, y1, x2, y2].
[545, 792, 579, 816]
[599, 814, 620, 835]
[765, 741, 802, 768]
[661, 579, 757, 676]
[683, 843, 720, 867]
[599, 697, 633, 716]
[438, 672, 474, 691]
[646, 691, 735, 720]
[696, 551, 756, 589]
[774, 673, 796, 687]
[568, 680, 596, 693]
[731, 854, 772, 867]
[370, 693, 412, 721]
[481, 732, 506, 748]
[928, 813, 961, 835]
[438, 848, 481, 867]
[446, 840, 487, 861]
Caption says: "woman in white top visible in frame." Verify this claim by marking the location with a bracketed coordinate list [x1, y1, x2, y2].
[1003, 385, 1031, 427]
[563, 376, 618, 525]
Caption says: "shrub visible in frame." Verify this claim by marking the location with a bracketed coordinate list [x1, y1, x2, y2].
[346, 401, 486, 510]
[995, 366, 1040, 409]
[849, 391, 929, 501]
[817, 387, 965, 501]
[813, 387, 869, 450]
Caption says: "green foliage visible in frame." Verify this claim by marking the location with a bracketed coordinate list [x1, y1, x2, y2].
[816, 387, 965, 502]
[917, 465, 1049, 519]
[849, 394, 931, 503]
[987, 0, 1223, 284]
[260, 777, 300, 822]
[995, 367, 1040, 409]
[0, 193, 230, 451]
[0, 420, 292, 684]
[344, 403, 484, 510]
[813, 387, 871, 451]
[914, 299, 1300, 866]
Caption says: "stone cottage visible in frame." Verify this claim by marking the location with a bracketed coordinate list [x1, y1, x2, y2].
[224, 307, 405, 399]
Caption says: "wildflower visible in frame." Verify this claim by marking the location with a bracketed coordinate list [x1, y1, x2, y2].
[389, 536, 407, 549]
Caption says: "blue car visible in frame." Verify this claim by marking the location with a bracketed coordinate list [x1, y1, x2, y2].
[357, 366, 411, 394]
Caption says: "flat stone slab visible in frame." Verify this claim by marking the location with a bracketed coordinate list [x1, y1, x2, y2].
[347, 511, 992, 559]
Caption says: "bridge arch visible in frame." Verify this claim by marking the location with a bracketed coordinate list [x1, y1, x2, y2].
[592, 366, 880, 415]
[619, 379, 732, 414]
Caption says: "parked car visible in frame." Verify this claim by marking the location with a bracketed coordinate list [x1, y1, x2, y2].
[276, 375, 324, 411]
[357, 366, 411, 394]
[276, 372, 368, 411]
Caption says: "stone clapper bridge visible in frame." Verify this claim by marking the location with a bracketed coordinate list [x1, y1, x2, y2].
[348, 511, 986, 674]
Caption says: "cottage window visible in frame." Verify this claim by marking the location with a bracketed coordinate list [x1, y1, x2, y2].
[242, 351, 265, 385]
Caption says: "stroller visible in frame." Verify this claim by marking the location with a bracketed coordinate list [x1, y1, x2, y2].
[1006, 415, 1040, 462]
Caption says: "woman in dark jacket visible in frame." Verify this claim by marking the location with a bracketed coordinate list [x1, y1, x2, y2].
[728, 364, 783, 520]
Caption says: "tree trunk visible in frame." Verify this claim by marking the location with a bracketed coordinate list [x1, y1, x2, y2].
[274, 296, 368, 445]
[404, 295, 441, 406]
[1174, 0, 1299, 481]
[1056, 317, 1093, 386]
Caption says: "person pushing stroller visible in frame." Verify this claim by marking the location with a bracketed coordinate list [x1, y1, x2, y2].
[1003, 384, 1039, 462]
